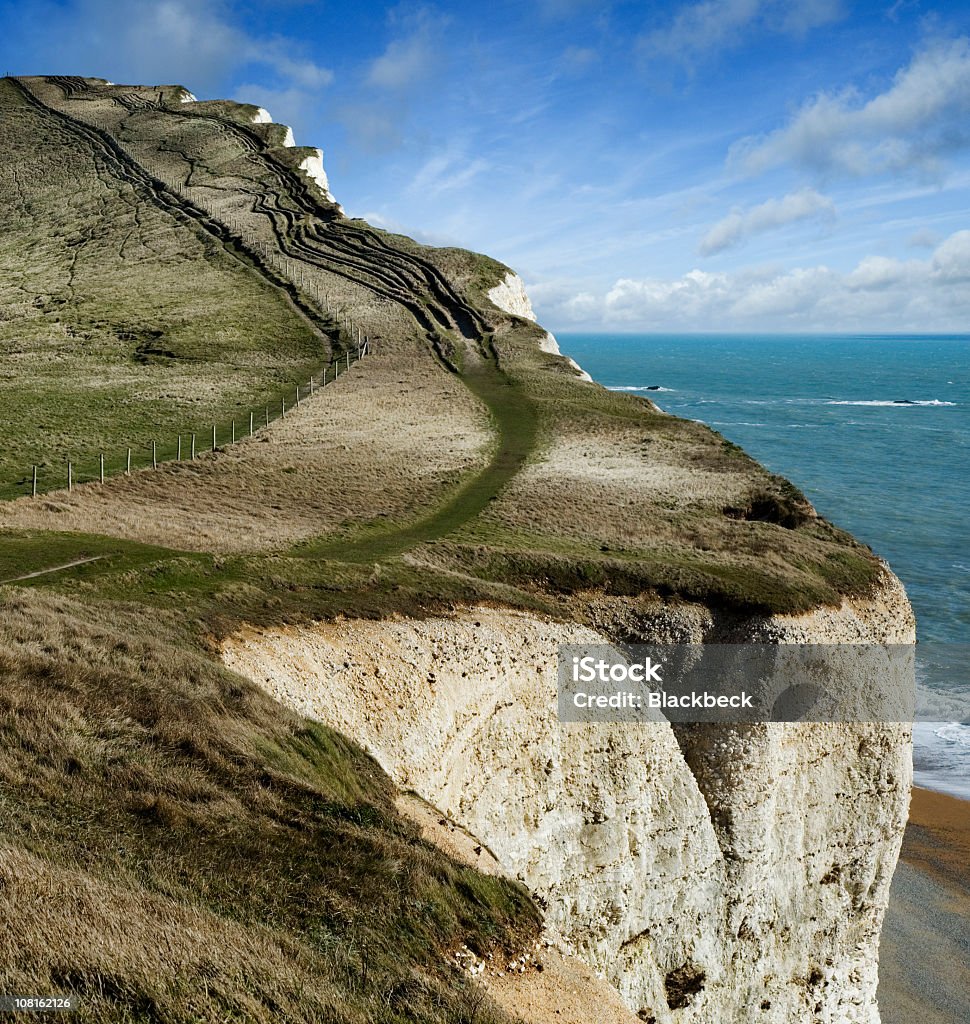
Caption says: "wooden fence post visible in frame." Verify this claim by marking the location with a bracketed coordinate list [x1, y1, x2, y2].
[68, 461, 72, 492]
[212, 424, 217, 450]
[191, 434, 196, 460]
[346, 351, 351, 371]
[250, 411, 254, 436]
[281, 398, 286, 418]
[126, 448, 131, 475]
[100, 453, 104, 484]
[295, 386, 300, 407]
[152, 440, 157, 469]
[309, 377, 314, 395]
[32, 465, 37, 498]
[265, 404, 269, 427]
[231, 419, 236, 444]
[177, 435, 182, 461]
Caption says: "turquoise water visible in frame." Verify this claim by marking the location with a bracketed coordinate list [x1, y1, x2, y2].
[557, 333, 970, 797]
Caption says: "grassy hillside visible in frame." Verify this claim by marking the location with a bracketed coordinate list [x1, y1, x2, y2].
[0, 74, 889, 1022]
[0, 588, 538, 1023]
[0, 78, 335, 498]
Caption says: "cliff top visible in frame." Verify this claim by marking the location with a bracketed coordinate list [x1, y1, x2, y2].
[0, 74, 883, 631]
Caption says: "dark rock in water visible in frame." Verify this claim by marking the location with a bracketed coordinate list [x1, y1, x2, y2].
[893, 399, 916, 405]
[646, 385, 662, 391]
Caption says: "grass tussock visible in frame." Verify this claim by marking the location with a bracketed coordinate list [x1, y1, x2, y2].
[0, 588, 539, 1022]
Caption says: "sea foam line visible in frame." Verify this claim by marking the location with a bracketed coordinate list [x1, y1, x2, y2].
[826, 399, 956, 407]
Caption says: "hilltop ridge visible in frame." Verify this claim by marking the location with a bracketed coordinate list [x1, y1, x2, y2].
[0, 75, 912, 1024]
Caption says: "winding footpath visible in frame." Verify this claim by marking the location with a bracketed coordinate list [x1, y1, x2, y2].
[14, 76, 540, 562]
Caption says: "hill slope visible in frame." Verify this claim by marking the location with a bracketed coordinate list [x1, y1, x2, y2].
[0, 75, 909, 1024]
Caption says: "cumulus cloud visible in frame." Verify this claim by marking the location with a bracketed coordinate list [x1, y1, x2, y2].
[699, 188, 835, 255]
[731, 37, 970, 178]
[533, 230, 970, 330]
[640, 0, 843, 65]
[932, 229, 970, 282]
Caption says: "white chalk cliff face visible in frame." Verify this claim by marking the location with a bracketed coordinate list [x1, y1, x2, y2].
[488, 271, 538, 321]
[488, 272, 592, 381]
[223, 569, 913, 1023]
[253, 110, 336, 204]
[298, 149, 335, 202]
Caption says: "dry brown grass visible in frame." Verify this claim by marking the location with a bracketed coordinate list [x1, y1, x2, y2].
[0, 342, 492, 553]
[0, 587, 538, 1022]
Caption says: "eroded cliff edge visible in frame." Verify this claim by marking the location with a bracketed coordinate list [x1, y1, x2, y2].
[1, 76, 915, 1022]
[224, 569, 913, 1023]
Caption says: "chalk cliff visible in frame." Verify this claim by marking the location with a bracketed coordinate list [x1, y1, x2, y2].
[224, 568, 913, 1023]
[488, 272, 592, 379]
[11, 74, 913, 1022]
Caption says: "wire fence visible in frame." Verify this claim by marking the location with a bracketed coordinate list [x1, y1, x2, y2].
[9, 77, 380, 502]
[21, 338, 370, 499]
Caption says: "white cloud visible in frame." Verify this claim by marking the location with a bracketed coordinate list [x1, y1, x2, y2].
[267, 54, 334, 90]
[699, 187, 835, 254]
[533, 230, 970, 330]
[11, 1, 333, 100]
[640, 0, 843, 65]
[932, 229, 970, 282]
[408, 151, 490, 197]
[732, 37, 970, 178]
[367, 10, 442, 90]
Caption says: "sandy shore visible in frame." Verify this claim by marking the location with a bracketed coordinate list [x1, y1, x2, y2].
[879, 787, 970, 1024]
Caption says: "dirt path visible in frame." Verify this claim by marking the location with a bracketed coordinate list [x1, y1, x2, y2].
[1, 555, 106, 584]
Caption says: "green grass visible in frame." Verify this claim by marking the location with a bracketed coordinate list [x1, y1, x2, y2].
[0, 77, 341, 499]
[300, 360, 539, 563]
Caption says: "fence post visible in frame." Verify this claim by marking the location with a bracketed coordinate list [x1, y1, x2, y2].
[152, 440, 157, 469]
[177, 435, 182, 461]
[346, 351, 350, 371]
[232, 419, 236, 444]
[32, 465, 37, 498]
[281, 398, 286, 418]
[191, 434, 196, 460]
[309, 377, 314, 395]
[100, 453, 104, 484]
[126, 448, 131, 475]
[265, 404, 269, 427]
[250, 411, 254, 436]
[68, 461, 72, 492]
[212, 424, 217, 451]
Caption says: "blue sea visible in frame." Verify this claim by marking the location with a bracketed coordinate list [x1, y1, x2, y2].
[558, 333, 970, 800]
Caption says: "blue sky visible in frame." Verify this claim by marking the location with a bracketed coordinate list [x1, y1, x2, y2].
[4, 0, 970, 331]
